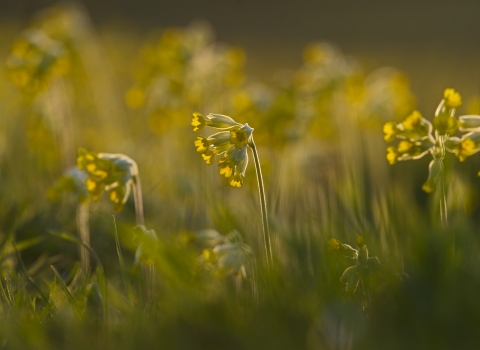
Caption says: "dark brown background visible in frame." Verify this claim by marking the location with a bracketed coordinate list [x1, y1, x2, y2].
[2, 0, 480, 112]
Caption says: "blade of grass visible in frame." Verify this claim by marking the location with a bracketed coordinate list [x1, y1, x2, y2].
[0, 280, 10, 306]
[14, 243, 49, 304]
[5, 277, 14, 304]
[50, 265, 81, 316]
[48, 229, 107, 324]
[112, 216, 134, 305]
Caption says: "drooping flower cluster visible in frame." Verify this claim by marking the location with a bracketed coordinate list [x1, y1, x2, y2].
[189, 229, 255, 279]
[328, 236, 381, 293]
[77, 148, 139, 211]
[383, 88, 480, 192]
[192, 112, 253, 187]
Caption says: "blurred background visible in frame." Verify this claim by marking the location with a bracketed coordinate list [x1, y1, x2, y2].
[2, 0, 480, 112]
[0, 1, 480, 349]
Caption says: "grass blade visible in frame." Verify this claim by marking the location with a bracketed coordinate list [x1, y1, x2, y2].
[50, 265, 80, 315]
[14, 243, 49, 304]
[112, 216, 134, 305]
[49, 229, 107, 324]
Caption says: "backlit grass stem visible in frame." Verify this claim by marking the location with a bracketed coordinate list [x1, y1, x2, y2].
[249, 138, 273, 271]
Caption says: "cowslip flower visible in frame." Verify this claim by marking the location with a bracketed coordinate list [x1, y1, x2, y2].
[329, 236, 381, 294]
[77, 148, 139, 211]
[383, 88, 480, 192]
[192, 112, 253, 187]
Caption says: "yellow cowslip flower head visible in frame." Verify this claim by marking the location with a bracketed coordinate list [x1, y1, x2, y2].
[125, 86, 146, 109]
[386, 140, 431, 165]
[399, 110, 432, 141]
[444, 88, 462, 108]
[77, 148, 139, 211]
[193, 113, 253, 187]
[397, 140, 413, 153]
[383, 122, 399, 142]
[434, 89, 461, 135]
[446, 133, 480, 162]
[402, 110, 422, 130]
[327, 238, 341, 251]
[327, 238, 358, 259]
[386, 146, 399, 165]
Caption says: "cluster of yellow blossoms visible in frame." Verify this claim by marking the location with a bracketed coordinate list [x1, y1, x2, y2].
[192, 112, 253, 187]
[383, 88, 480, 192]
[77, 149, 139, 211]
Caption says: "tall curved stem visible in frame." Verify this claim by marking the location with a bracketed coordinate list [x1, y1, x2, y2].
[133, 176, 145, 226]
[76, 202, 90, 274]
[249, 138, 273, 271]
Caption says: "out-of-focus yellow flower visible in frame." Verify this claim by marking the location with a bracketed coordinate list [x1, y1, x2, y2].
[386, 146, 399, 165]
[444, 88, 462, 108]
[125, 87, 146, 109]
[7, 29, 69, 94]
[383, 122, 399, 142]
[398, 140, 413, 153]
[446, 133, 480, 162]
[386, 140, 430, 165]
[77, 148, 139, 211]
[192, 112, 253, 187]
[402, 110, 422, 130]
[457, 138, 476, 162]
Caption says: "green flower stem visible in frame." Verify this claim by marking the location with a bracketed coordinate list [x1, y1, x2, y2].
[439, 165, 448, 228]
[133, 177, 145, 226]
[132, 176, 154, 305]
[249, 138, 273, 271]
[76, 202, 90, 274]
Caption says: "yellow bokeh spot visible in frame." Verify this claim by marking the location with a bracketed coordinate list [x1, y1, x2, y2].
[398, 140, 413, 153]
[93, 170, 108, 179]
[219, 164, 233, 178]
[458, 138, 476, 162]
[110, 190, 119, 203]
[86, 163, 97, 173]
[383, 122, 398, 142]
[201, 151, 215, 165]
[125, 87, 146, 109]
[356, 236, 364, 247]
[191, 112, 205, 132]
[229, 175, 243, 187]
[194, 137, 209, 153]
[402, 110, 422, 130]
[444, 88, 462, 108]
[328, 238, 341, 251]
[86, 178, 97, 191]
[386, 147, 398, 165]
